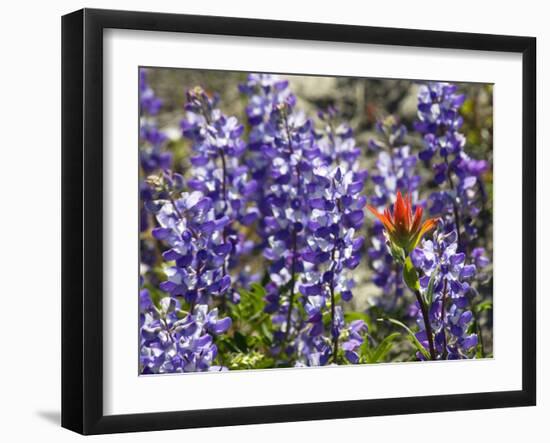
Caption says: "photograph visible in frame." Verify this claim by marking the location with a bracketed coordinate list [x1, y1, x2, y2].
[138, 68, 494, 374]
[0, 1, 543, 440]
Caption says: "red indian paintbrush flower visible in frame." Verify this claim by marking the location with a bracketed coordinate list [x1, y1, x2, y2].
[367, 191, 438, 256]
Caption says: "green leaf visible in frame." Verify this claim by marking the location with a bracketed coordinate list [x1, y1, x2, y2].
[424, 266, 439, 307]
[359, 338, 372, 362]
[233, 283, 270, 326]
[260, 321, 273, 344]
[369, 332, 401, 363]
[175, 309, 188, 319]
[249, 283, 267, 298]
[475, 344, 484, 359]
[475, 300, 493, 314]
[403, 256, 420, 292]
[389, 243, 406, 265]
[246, 335, 263, 349]
[144, 285, 167, 310]
[228, 351, 275, 370]
[233, 332, 249, 353]
[378, 317, 431, 360]
[217, 337, 240, 353]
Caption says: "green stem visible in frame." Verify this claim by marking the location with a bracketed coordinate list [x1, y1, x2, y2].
[282, 110, 299, 345]
[444, 156, 464, 252]
[441, 279, 448, 359]
[283, 228, 297, 344]
[470, 299, 486, 358]
[329, 247, 339, 363]
[330, 278, 338, 363]
[414, 289, 436, 360]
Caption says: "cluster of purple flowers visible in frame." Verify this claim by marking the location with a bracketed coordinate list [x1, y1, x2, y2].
[367, 116, 420, 308]
[140, 285, 231, 373]
[140, 84, 261, 373]
[239, 74, 296, 246]
[410, 82, 491, 359]
[139, 69, 172, 180]
[410, 223, 478, 359]
[297, 165, 367, 364]
[316, 106, 362, 169]
[261, 103, 318, 347]
[139, 72, 491, 373]
[139, 68, 173, 272]
[139, 173, 234, 372]
[181, 86, 260, 295]
[415, 82, 488, 248]
[153, 189, 232, 305]
[240, 75, 368, 366]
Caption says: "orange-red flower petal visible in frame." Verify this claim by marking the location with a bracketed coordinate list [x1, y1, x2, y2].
[368, 192, 439, 254]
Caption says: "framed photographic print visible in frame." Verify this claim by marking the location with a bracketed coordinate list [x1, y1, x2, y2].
[61, 8, 536, 435]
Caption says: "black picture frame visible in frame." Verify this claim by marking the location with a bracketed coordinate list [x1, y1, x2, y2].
[62, 8, 537, 435]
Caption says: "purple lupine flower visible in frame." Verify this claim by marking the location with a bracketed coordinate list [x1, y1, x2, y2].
[241, 85, 368, 365]
[410, 222, 478, 359]
[239, 74, 296, 127]
[152, 190, 233, 306]
[260, 102, 321, 348]
[139, 68, 174, 290]
[139, 68, 172, 177]
[141, 171, 185, 273]
[316, 106, 362, 169]
[140, 123, 172, 174]
[181, 86, 258, 296]
[181, 86, 255, 222]
[140, 294, 231, 373]
[296, 305, 368, 366]
[367, 116, 420, 308]
[295, 329, 332, 367]
[414, 82, 491, 359]
[340, 320, 369, 364]
[275, 105, 367, 367]
[415, 82, 488, 249]
[239, 74, 297, 247]
[139, 68, 163, 115]
[140, 187, 234, 374]
[144, 170, 185, 213]
[298, 165, 366, 363]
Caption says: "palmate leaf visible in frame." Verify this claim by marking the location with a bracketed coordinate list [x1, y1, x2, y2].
[378, 318, 431, 360]
[233, 283, 267, 322]
[229, 283, 273, 351]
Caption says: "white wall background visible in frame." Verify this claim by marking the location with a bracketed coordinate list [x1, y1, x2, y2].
[0, 0, 544, 441]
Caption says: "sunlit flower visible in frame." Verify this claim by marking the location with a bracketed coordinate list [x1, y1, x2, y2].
[367, 191, 437, 256]
[367, 116, 420, 308]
